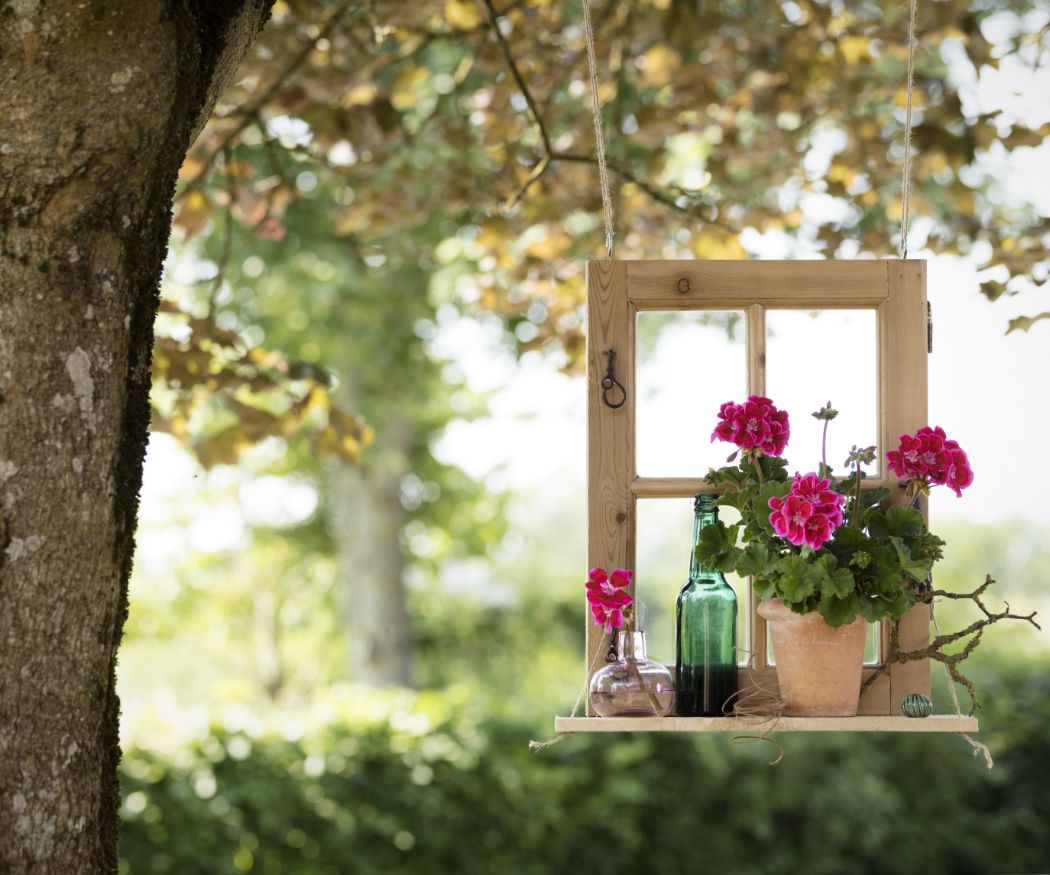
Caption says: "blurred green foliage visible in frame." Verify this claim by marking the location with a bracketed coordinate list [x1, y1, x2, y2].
[120, 655, 1049, 875]
[121, 499, 1049, 872]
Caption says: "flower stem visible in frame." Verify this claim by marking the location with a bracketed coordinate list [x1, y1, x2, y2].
[851, 461, 863, 527]
[623, 618, 666, 716]
[821, 418, 829, 473]
[751, 454, 765, 485]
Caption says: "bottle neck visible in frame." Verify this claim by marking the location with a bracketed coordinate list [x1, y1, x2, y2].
[689, 507, 721, 581]
[616, 630, 647, 661]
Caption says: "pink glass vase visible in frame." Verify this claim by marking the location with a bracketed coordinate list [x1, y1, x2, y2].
[588, 631, 675, 717]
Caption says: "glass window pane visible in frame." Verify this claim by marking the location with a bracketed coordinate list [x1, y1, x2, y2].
[636, 311, 746, 477]
[635, 498, 749, 667]
[764, 309, 879, 479]
[864, 623, 881, 665]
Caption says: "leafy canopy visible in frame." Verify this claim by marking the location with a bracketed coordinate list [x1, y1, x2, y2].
[159, 1, 1049, 469]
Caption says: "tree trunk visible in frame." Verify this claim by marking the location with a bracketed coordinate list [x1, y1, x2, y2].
[0, 3, 272, 871]
[336, 422, 414, 687]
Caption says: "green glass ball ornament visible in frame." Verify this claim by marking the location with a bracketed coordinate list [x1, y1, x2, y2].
[901, 693, 933, 718]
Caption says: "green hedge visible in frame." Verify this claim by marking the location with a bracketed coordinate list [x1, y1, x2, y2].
[120, 661, 1050, 875]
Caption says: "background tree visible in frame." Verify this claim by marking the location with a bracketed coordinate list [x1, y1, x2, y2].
[161, 172, 504, 688]
[0, 3, 274, 871]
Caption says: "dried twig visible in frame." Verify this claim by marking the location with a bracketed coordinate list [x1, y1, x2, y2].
[860, 575, 1039, 715]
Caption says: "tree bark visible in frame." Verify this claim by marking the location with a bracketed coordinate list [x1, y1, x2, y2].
[0, 2, 272, 871]
[336, 422, 414, 688]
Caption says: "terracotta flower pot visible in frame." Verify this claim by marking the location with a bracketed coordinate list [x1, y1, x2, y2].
[758, 598, 867, 717]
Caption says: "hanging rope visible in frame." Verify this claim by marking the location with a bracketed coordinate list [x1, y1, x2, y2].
[580, 0, 616, 259]
[898, 0, 919, 258]
[529, 633, 611, 750]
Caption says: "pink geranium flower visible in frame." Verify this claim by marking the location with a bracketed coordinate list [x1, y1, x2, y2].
[711, 396, 789, 457]
[803, 513, 835, 550]
[768, 494, 813, 545]
[791, 472, 845, 527]
[768, 472, 845, 549]
[944, 447, 974, 497]
[585, 567, 634, 633]
[887, 426, 973, 496]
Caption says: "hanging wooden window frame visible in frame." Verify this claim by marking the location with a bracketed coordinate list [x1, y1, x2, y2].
[560, 258, 978, 733]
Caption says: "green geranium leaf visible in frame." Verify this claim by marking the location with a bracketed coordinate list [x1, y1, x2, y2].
[754, 480, 791, 534]
[736, 542, 774, 578]
[763, 455, 790, 481]
[869, 546, 906, 595]
[775, 555, 818, 604]
[753, 576, 777, 601]
[716, 488, 752, 514]
[830, 525, 869, 552]
[885, 589, 917, 620]
[695, 521, 742, 573]
[816, 555, 855, 599]
[867, 505, 925, 541]
[705, 465, 749, 489]
[888, 536, 930, 583]
[849, 550, 872, 569]
[856, 487, 891, 514]
[864, 589, 916, 622]
[819, 593, 861, 627]
[833, 471, 858, 496]
[857, 595, 886, 623]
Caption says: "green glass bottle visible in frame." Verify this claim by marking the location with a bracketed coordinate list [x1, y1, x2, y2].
[675, 494, 738, 716]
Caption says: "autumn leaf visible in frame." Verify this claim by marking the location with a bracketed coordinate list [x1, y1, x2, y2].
[444, 0, 482, 29]
[1007, 312, 1050, 334]
[173, 190, 212, 241]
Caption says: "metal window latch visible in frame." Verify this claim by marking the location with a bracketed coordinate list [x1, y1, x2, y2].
[927, 301, 933, 354]
[601, 348, 626, 409]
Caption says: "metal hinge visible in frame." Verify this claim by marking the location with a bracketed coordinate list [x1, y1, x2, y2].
[927, 302, 933, 354]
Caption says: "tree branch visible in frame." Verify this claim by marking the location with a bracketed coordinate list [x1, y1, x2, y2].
[183, 0, 357, 192]
[860, 575, 1039, 714]
[480, 0, 552, 155]
[208, 148, 237, 312]
[552, 151, 728, 229]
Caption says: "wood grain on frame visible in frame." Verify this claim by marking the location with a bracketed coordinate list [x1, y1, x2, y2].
[625, 259, 891, 310]
[882, 260, 932, 713]
[586, 261, 635, 713]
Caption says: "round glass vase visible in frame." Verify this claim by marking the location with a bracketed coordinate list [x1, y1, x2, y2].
[588, 630, 675, 718]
